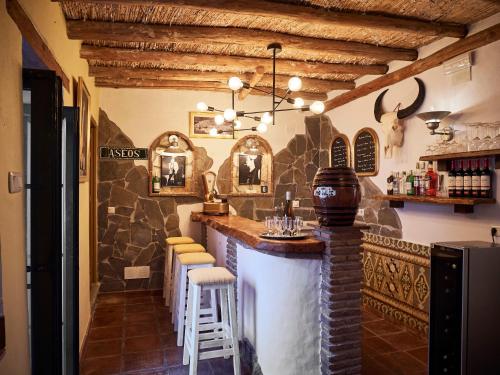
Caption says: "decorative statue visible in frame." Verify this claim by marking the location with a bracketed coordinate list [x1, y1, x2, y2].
[374, 77, 425, 158]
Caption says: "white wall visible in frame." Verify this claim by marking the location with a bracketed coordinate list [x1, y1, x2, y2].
[327, 14, 500, 245]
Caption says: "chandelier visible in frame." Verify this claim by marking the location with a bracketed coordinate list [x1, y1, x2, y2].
[195, 43, 326, 137]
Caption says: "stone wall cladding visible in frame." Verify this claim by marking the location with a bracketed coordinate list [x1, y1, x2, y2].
[315, 226, 366, 375]
[97, 109, 213, 292]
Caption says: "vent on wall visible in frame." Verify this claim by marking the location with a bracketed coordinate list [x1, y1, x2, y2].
[124, 266, 150, 279]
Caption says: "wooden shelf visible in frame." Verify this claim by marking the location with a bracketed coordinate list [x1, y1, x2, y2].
[374, 195, 496, 214]
[419, 149, 500, 170]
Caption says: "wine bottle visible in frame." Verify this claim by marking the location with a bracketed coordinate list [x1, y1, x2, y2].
[448, 160, 456, 198]
[387, 172, 394, 195]
[480, 159, 492, 198]
[400, 171, 407, 195]
[463, 160, 472, 197]
[152, 172, 160, 193]
[414, 162, 420, 196]
[406, 170, 415, 196]
[471, 160, 481, 198]
[425, 162, 438, 196]
[283, 191, 294, 218]
[455, 160, 464, 197]
[419, 162, 427, 196]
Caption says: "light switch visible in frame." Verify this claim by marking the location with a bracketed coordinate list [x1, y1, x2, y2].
[108, 206, 116, 214]
[8, 172, 23, 193]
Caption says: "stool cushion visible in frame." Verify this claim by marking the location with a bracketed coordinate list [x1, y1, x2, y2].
[188, 267, 235, 286]
[166, 236, 195, 246]
[178, 252, 216, 266]
[173, 243, 206, 254]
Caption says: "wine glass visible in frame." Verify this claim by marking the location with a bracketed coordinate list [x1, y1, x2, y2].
[265, 216, 274, 235]
[274, 216, 283, 236]
[491, 121, 500, 149]
[466, 123, 481, 151]
[478, 122, 492, 150]
[295, 216, 304, 236]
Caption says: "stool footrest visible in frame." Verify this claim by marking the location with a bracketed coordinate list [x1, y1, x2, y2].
[200, 338, 234, 350]
[199, 349, 235, 361]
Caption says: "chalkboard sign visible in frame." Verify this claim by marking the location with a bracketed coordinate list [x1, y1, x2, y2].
[330, 134, 351, 168]
[353, 128, 379, 176]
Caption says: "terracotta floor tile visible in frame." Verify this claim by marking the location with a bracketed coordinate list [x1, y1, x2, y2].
[126, 303, 155, 313]
[92, 311, 124, 327]
[165, 347, 184, 367]
[122, 350, 165, 372]
[362, 327, 376, 338]
[381, 331, 428, 352]
[125, 311, 156, 324]
[97, 294, 126, 305]
[167, 362, 213, 375]
[85, 339, 122, 359]
[362, 308, 384, 324]
[363, 336, 398, 356]
[94, 304, 125, 314]
[124, 335, 162, 353]
[80, 355, 122, 375]
[362, 352, 396, 375]
[158, 320, 175, 335]
[363, 319, 405, 337]
[377, 351, 427, 375]
[160, 333, 178, 349]
[127, 296, 154, 305]
[407, 347, 429, 365]
[125, 322, 158, 337]
[88, 326, 124, 342]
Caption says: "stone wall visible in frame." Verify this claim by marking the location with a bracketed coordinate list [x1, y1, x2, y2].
[97, 110, 212, 292]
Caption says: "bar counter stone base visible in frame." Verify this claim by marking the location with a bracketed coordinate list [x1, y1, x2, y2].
[314, 225, 367, 375]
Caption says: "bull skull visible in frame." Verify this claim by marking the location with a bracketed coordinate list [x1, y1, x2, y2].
[374, 78, 425, 158]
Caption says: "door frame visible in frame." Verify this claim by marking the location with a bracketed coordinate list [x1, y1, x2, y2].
[89, 117, 99, 299]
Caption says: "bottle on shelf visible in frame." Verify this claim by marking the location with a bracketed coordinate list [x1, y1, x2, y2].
[425, 161, 438, 196]
[471, 160, 481, 198]
[480, 158, 492, 198]
[387, 172, 394, 195]
[448, 160, 456, 198]
[419, 162, 427, 196]
[455, 160, 465, 197]
[152, 172, 160, 193]
[463, 160, 472, 198]
[393, 172, 400, 195]
[283, 191, 295, 218]
[400, 171, 407, 195]
[406, 170, 415, 196]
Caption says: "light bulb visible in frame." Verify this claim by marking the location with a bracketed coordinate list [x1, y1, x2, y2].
[293, 97, 304, 108]
[310, 101, 325, 114]
[209, 127, 218, 137]
[234, 120, 242, 129]
[196, 101, 208, 111]
[228, 76, 243, 91]
[224, 108, 237, 122]
[256, 122, 268, 134]
[261, 112, 273, 124]
[288, 76, 302, 92]
[214, 114, 225, 125]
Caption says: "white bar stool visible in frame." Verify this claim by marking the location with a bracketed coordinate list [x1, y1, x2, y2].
[167, 242, 206, 309]
[173, 252, 217, 347]
[164, 236, 195, 306]
[183, 267, 240, 375]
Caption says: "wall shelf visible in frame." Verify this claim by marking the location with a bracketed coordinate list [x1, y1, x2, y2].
[374, 195, 496, 214]
[419, 149, 500, 171]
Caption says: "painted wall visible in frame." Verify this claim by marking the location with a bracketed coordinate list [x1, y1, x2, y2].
[0, 1, 101, 371]
[327, 14, 500, 245]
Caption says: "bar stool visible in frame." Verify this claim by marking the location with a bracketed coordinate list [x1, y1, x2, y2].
[169, 243, 207, 312]
[164, 236, 195, 306]
[173, 252, 217, 347]
[183, 267, 240, 375]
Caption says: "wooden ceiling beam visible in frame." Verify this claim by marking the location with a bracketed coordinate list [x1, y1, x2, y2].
[94, 78, 328, 100]
[80, 46, 389, 76]
[239, 66, 265, 100]
[324, 23, 500, 111]
[67, 21, 418, 61]
[55, 0, 466, 38]
[88, 66, 355, 92]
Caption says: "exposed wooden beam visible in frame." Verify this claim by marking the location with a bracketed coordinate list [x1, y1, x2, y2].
[324, 23, 500, 111]
[80, 45, 389, 76]
[94, 78, 328, 100]
[87, 66, 354, 92]
[239, 66, 265, 100]
[7, 0, 70, 91]
[67, 21, 418, 62]
[55, 0, 467, 38]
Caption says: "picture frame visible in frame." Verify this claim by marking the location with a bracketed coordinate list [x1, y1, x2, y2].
[160, 154, 186, 187]
[189, 111, 233, 139]
[77, 77, 91, 182]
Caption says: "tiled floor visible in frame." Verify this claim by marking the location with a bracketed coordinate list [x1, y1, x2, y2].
[80, 290, 428, 375]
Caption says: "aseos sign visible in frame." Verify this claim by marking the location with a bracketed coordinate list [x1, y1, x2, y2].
[99, 147, 148, 160]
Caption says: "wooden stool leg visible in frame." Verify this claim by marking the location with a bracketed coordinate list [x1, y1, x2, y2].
[183, 282, 194, 366]
[171, 257, 180, 321]
[220, 288, 230, 359]
[189, 285, 201, 375]
[210, 289, 218, 323]
[228, 285, 240, 375]
[176, 265, 188, 346]
[164, 245, 173, 306]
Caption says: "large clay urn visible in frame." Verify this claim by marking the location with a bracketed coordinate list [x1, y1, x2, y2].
[312, 167, 361, 226]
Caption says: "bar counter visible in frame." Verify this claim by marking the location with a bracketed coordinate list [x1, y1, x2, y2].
[190, 212, 325, 257]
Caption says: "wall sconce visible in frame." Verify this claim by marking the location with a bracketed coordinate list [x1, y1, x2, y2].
[416, 111, 454, 141]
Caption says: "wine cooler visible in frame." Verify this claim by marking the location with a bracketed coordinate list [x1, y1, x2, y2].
[430, 241, 500, 374]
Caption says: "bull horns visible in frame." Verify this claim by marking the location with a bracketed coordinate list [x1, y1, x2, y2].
[374, 78, 426, 123]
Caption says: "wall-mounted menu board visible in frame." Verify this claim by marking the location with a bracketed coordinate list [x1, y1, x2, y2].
[353, 127, 379, 176]
[330, 134, 351, 168]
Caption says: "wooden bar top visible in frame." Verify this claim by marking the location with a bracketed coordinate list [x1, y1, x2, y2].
[191, 212, 325, 258]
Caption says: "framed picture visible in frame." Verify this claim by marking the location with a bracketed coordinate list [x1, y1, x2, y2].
[238, 153, 262, 185]
[189, 111, 233, 139]
[77, 77, 91, 182]
[160, 154, 186, 187]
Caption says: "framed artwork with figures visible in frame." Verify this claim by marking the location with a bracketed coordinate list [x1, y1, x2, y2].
[189, 111, 233, 139]
[77, 77, 91, 182]
[160, 154, 186, 187]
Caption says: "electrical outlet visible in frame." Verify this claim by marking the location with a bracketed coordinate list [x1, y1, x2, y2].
[292, 200, 300, 208]
[124, 266, 150, 279]
[108, 206, 116, 214]
[357, 208, 365, 217]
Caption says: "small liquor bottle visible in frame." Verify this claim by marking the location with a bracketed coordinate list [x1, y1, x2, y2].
[400, 171, 407, 195]
[414, 163, 420, 196]
[471, 160, 481, 198]
[387, 172, 394, 195]
[393, 172, 400, 195]
[419, 162, 427, 196]
[425, 162, 438, 196]
[480, 159, 492, 198]
[455, 160, 464, 197]
[448, 160, 456, 198]
[463, 160, 472, 197]
[152, 172, 160, 193]
[406, 170, 415, 196]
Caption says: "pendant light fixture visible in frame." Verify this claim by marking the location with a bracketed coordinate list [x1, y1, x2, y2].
[195, 43, 325, 138]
